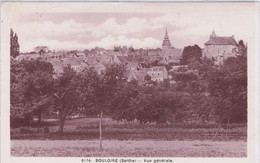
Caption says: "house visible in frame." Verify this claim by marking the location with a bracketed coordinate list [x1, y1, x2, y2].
[126, 69, 148, 83]
[203, 30, 237, 64]
[114, 55, 133, 64]
[147, 66, 168, 82]
[100, 53, 114, 64]
[91, 62, 106, 74]
[126, 62, 143, 71]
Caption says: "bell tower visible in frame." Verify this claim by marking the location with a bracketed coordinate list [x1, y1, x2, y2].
[162, 28, 172, 62]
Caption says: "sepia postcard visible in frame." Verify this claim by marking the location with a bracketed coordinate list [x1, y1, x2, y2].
[1, 1, 259, 163]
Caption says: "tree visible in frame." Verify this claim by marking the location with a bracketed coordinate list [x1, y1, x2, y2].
[10, 59, 54, 127]
[180, 45, 202, 65]
[111, 82, 182, 124]
[129, 46, 135, 53]
[10, 28, 20, 58]
[207, 54, 247, 123]
[109, 80, 139, 122]
[52, 65, 81, 134]
[144, 74, 151, 81]
[22, 70, 54, 126]
[237, 40, 247, 56]
[129, 87, 180, 124]
[11, 59, 28, 127]
[34, 46, 49, 55]
[114, 46, 121, 52]
[83, 49, 90, 55]
[78, 64, 126, 151]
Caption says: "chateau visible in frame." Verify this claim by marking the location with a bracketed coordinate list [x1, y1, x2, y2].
[161, 29, 182, 63]
[203, 31, 237, 64]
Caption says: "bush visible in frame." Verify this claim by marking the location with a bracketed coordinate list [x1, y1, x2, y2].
[19, 127, 36, 134]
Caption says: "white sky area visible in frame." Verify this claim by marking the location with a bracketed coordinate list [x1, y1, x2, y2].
[2, 2, 256, 52]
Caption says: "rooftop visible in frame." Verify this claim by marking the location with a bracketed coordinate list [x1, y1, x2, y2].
[205, 31, 237, 45]
[205, 36, 237, 45]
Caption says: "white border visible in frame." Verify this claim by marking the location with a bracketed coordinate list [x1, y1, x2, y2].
[1, 2, 259, 163]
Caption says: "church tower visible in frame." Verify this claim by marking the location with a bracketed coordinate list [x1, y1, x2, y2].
[162, 28, 172, 62]
[162, 28, 172, 48]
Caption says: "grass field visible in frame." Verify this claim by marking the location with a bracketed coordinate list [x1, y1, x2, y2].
[11, 118, 247, 141]
[11, 118, 247, 157]
[11, 140, 247, 157]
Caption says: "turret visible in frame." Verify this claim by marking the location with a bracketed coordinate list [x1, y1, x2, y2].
[210, 30, 217, 39]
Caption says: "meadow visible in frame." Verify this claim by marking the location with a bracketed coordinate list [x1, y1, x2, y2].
[11, 118, 247, 157]
[11, 140, 246, 157]
[11, 117, 247, 141]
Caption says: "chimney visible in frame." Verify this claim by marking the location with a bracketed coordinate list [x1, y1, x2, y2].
[231, 35, 234, 39]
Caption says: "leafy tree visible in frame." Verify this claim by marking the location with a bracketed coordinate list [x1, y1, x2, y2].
[52, 65, 81, 134]
[144, 74, 151, 81]
[114, 46, 121, 52]
[109, 80, 139, 122]
[165, 64, 172, 71]
[21, 59, 54, 74]
[22, 70, 54, 126]
[180, 45, 202, 65]
[83, 49, 90, 55]
[174, 72, 198, 83]
[237, 40, 247, 56]
[130, 87, 180, 124]
[129, 46, 135, 53]
[207, 54, 247, 123]
[78, 64, 126, 150]
[10, 28, 20, 58]
[11, 59, 28, 126]
[34, 46, 49, 55]
[10, 59, 54, 127]
[112, 84, 181, 124]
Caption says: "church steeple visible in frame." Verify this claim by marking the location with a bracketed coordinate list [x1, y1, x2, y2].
[162, 28, 171, 47]
[164, 28, 169, 40]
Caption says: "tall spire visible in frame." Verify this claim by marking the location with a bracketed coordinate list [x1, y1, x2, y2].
[162, 28, 171, 47]
[164, 28, 169, 40]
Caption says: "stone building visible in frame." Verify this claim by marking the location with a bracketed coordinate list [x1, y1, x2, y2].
[162, 29, 182, 64]
[203, 31, 237, 64]
[147, 66, 168, 82]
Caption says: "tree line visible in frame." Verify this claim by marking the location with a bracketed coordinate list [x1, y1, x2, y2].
[11, 41, 247, 128]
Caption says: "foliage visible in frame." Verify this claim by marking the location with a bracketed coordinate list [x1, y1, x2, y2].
[110, 83, 181, 124]
[52, 65, 81, 134]
[180, 44, 202, 65]
[10, 59, 54, 127]
[83, 49, 90, 55]
[236, 40, 247, 56]
[109, 80, 140, 121]
[34, 46, 49, 55]
[10, 28, 20, 58]
[10, 39, 247, 129]
[207, 55, 247, 123]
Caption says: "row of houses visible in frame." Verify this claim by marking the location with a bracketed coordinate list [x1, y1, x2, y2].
[16, 29, 240, 83]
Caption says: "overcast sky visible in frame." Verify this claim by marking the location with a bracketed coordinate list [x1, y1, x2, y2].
[3, 2, 256, 52]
